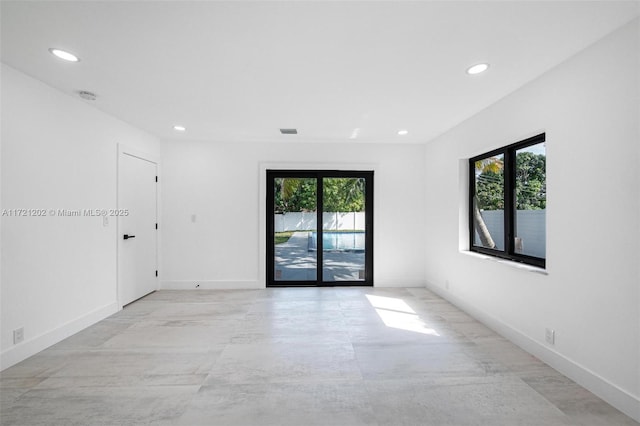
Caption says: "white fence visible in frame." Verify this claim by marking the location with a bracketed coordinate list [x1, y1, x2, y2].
[275, 212, 365, 233]
[277, 209, 545, 258]
[475, 209, 546, 258]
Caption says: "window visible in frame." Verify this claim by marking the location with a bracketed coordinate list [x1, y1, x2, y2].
[469, 133, 546, 268]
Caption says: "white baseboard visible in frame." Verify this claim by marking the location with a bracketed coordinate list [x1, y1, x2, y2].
[161, 280, 426, 289]
[424, 282, 640, 423]
[0, 301, 118, 371]
[160, 280, 262, 290]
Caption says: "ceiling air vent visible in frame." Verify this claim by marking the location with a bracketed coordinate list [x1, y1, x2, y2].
[280, 128, 297, 135]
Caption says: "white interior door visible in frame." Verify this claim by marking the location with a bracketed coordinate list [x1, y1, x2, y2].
[118, 152, 158, 306]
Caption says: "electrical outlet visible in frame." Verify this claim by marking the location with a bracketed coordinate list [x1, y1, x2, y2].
[545, 328, 555, 345]
[13, 327, 24, 344]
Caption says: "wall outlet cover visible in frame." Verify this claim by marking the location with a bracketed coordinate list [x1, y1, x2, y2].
[545, 328, 555, 345]
[13, 327, 24, 344]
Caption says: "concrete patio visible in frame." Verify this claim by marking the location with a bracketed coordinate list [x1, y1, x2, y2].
[275, 232, 365, 282]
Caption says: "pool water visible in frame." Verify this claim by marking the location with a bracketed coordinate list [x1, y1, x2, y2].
[308, 231, 365, 252]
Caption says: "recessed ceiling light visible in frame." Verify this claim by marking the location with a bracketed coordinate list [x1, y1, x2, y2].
[173, 125, 186, 132]
[49, 48, 80, 62]
[398, 129, 409, 136]
[466, 63, 489, 75]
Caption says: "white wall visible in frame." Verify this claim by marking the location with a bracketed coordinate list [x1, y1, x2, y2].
[423, 20, 639, 421]
[0, 64, 161, 369]
[160, 141, 426, 289]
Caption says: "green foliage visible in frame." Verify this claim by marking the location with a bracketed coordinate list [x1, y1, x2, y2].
[476, 169, 504, 210]
[274, 177, 365, 213]
[274, 178, 316, 213]
[475, 152, 546, 211]
[323, 178, 365, 212]
[515, 152, 546, 210]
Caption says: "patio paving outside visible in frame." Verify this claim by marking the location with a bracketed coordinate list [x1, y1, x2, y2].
[275, 232, 365, 282]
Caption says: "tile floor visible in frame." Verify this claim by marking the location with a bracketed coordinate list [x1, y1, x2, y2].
[1, 287, 637, 426]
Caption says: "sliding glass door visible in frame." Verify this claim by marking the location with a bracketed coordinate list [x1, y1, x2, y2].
[267, 170, 373, 287]
[272, 176, 318, 282]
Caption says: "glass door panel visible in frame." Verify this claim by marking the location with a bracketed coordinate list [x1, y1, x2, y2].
[273, 177, 317, 282]
[322, 177, 366, 282]
[267, 170, 373, 287]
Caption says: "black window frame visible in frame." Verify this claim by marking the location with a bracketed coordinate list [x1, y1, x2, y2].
[469, 133, 546, 268]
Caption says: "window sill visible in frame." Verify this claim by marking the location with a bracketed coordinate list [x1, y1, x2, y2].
[460, 251, 548, 275]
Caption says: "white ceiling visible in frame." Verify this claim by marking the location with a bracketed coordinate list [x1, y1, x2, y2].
[2, 1, 638, 143]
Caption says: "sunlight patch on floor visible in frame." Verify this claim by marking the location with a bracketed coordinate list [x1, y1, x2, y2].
[366, 294, 440, 336]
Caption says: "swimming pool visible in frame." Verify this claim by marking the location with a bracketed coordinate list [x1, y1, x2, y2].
[308, 231, 365, 252]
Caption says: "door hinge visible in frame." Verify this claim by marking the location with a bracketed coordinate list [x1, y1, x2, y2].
[155, 176, 158, 182]
[155, 223, 158, 230]
[155, 270, 158, 277]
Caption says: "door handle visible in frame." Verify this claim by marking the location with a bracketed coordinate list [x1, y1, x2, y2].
[123, 234, 136, 240]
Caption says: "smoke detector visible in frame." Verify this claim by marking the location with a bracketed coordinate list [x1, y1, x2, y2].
[78, 90, 97, 101]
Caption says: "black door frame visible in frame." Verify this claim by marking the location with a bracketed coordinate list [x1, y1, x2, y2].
[266, 170, 374, 287]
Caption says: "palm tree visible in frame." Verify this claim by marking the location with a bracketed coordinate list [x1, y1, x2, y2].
[341, 178, 365, 211]
[276, 178, 316, 212]
[279, 177, 301, 211]
[473, 157, 503, 249]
